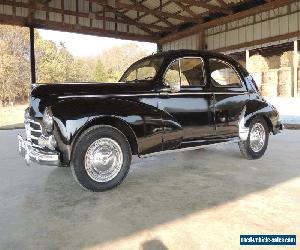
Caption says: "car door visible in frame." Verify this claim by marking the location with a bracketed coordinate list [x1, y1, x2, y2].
[158, 57, 215, 150]
[208, 58, 250, 137]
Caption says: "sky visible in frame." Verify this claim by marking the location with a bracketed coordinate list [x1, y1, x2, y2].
[38, 29, 157, 58]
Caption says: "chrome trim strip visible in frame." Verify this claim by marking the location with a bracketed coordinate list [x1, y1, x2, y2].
[30, 135, 39, 140]
[61, 92, 249, 99]
[159, 91, 248, 95]
[140, 139, 240, 158]
[30, 128, 41, 133]
[29, 120, 41, 125]
[58, 93, 159, 99]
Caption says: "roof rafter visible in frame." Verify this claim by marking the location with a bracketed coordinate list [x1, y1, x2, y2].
[171, 1, 198, 18]
[133, 0, 173, 27]
[159, 0, 296, 44]
[98, 2, 157, 35]
[2, 0, 166, 32]
[0, 13, 156, 42]
[171, 0, 232, 14]
[98, 1, 199, 22]
[128, 0, 173, 27]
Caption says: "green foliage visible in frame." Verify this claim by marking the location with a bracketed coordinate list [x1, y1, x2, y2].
[0, 25, 31, 105]
[0, 24, 151, 106]
[91, 60, 109, 82]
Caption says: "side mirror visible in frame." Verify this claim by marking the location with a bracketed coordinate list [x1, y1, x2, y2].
[169, 82, 180, 93]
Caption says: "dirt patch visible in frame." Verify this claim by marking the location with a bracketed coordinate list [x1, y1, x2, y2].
[0, 105, 27, 128]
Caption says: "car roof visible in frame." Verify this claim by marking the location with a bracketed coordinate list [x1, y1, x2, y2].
[156, 49, 229, 58]
[142, 49, 235, 64]
[149, 49, 248, 75]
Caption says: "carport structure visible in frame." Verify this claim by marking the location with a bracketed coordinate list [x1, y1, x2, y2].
[0, 0, 300, 95]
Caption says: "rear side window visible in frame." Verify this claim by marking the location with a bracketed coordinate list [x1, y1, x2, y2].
[209, 59, 242, 87]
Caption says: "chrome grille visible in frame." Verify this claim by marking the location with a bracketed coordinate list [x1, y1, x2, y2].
[25, 118, 43, 148]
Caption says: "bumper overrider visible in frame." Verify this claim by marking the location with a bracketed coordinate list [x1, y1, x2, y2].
[274, 120, 284, 135]
[18, 113, 60, 166]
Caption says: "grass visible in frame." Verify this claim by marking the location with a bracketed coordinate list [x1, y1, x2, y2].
[0, 104, 27, 129]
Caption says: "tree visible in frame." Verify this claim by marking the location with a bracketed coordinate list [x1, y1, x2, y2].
[92, 59, 109, 82]
[0, 24, 153, 106]
[0, 25, 30, 105]
[99, 43, 148, 82]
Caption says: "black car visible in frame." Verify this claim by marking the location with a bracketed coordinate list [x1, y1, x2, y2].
[18, 50, 283, 191]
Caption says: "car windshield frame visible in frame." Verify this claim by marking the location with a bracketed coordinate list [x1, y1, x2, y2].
[119, 55, 164, 83]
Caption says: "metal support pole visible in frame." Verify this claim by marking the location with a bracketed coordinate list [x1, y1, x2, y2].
[29, 26, 36, 84]
[293, 40, 298, 97]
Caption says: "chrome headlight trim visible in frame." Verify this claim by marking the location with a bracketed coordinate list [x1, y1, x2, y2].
[43, 107, 54, 133]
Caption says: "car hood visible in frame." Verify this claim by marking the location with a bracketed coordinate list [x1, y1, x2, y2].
[31, 82, 154, 98]
[29, 82, 156, 118]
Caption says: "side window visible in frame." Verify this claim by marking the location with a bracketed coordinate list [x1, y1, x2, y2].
[164, 60, 180, 86]
[209, 59, 242, 87]
[164, 57, 205, 88]
[180, 58, 204, 86]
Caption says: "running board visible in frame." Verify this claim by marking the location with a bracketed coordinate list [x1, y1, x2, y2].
[140, 139, 240, 158]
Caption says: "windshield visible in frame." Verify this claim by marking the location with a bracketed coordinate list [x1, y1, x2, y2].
[120, 56, 164, 83]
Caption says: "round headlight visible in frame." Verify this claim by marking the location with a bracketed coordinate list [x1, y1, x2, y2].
[43, 107, 54, 132]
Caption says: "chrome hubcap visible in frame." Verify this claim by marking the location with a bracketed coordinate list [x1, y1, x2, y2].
[85, 138, 123, 182]
[249, 123, 265, 153]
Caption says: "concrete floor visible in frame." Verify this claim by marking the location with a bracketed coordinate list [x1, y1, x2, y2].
[0, 130, 299, 250]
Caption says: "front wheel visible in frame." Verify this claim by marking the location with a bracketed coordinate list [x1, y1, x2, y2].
[239, 118, 269, 160]
[71, 125, 132, 192]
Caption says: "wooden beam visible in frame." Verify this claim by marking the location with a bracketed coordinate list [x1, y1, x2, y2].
[213, 0, 228, 8]
[172, 1, 198, 18]
[128, 0, 173, 27]
[0, 14, 157, 42]
[213, 30, 300, 53]
[159, 0, 298, 44]
[171, 0, 232, 14]
[110, 1, 198, 22]
[134, 0, 174, 30]
[100, 3, 156, 35]
[27, 0, 36, 21]
[1, 0, 166, 31]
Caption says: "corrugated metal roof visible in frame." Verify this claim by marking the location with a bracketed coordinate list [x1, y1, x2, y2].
[0, 0, 278, 42]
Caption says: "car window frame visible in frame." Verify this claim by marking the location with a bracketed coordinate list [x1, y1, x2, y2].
[120, 55, 164, 82]
[163, 56, 206, 89]
[208, 58, 244, 89]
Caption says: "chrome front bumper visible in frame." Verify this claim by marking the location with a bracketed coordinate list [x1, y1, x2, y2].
[18, 134, 60, 166]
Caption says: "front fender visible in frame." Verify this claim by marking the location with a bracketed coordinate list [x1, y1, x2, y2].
[51, 97, 163, 162]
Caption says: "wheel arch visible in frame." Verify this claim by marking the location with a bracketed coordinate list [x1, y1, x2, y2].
[72, 116, 139, 156]
[245, 114, 273, 133]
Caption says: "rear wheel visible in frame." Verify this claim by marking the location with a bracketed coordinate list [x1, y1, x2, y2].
[71, 125, 132, 192]
[239, 117, 269, 160]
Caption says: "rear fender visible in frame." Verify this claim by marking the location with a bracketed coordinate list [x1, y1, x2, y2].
[240, 99, 279, 137]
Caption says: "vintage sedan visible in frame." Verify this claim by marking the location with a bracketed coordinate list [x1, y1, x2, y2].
[18, 50, 283, 191]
